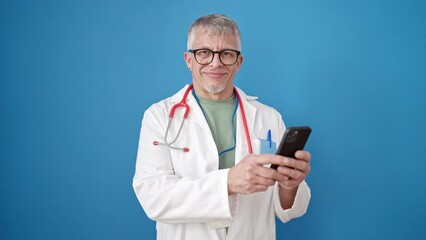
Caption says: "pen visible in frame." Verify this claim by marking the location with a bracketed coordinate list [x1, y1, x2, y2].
[267, 129, 272, 148]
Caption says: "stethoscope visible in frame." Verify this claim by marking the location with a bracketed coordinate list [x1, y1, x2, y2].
[153, 84, 253, 154]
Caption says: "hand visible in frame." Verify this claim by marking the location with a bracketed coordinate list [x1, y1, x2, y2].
[276, 150, 311, 190]
[227, 154, 287, 195]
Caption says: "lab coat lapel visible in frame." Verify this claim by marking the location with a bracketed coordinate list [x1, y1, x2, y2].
[234, 87, 257, 164]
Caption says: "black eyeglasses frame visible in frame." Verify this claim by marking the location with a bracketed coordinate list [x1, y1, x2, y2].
[188, 48, 241, 66]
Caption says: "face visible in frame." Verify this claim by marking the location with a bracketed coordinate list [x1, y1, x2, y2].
[184, 29, 243, 100]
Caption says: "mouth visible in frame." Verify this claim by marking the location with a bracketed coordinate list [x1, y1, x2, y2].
[203, 71, 227, 79]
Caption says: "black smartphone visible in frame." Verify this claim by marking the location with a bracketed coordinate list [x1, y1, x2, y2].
[271, 126, 312, 170]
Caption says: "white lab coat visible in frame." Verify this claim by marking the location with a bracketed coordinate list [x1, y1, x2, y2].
[133, 85, 311, 240]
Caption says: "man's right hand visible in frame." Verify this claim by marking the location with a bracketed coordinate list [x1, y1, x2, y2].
[227, 154, 286, 195]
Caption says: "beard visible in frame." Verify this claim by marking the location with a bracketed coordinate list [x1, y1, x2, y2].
[200, 68, 229, 94]
[202, 81, 227, 94]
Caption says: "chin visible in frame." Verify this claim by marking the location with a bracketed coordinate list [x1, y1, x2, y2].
[203, 82, 227, 94]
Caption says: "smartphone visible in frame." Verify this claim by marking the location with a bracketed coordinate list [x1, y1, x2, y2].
[270, 126, 312, 170]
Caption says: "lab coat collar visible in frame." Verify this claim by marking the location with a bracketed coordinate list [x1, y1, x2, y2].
[170, 84, 258, 102]
[171, 84, 192, 103]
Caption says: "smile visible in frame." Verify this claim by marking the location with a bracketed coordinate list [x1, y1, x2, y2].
[203, 71, 227, 78]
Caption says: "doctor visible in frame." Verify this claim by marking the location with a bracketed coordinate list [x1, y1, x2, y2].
[133, 14, 311, 240]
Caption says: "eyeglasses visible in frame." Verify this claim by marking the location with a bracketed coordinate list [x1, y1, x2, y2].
[188, 48, 241, 66]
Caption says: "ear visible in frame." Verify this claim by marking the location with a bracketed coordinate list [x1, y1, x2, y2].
[184, 52, 192, 69]
[235, 54, 244, 70]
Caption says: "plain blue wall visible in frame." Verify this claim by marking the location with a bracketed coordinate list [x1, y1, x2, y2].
[1, 0, 425, 239]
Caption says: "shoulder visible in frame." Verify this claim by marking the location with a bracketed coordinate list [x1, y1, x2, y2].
[144, 85, 189, 116]
[250, 99, 280, 114]
[236, 86, 282, 117]
[249, 99, 284, 130]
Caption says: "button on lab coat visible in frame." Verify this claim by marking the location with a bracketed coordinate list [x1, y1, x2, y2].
[133, 85, 311, 240]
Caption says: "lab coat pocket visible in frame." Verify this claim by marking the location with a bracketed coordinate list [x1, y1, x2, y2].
[253, 128, 277, 155]
[259, 139, 276, 154]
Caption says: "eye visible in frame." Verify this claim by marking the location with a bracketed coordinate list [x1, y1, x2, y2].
[221, 50, 236, 58]
[196, 50, 212, 58]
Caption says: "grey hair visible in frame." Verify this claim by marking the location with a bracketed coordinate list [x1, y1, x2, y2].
[187, 14, 241, 50]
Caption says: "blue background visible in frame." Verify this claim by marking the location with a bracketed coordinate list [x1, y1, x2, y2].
[1, 0, 425, 239]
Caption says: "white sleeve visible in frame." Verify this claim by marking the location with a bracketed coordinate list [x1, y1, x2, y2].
[273, 181, 311, 223]
[132, 106, 234, 223]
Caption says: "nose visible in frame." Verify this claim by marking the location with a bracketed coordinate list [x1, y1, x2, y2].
[209, 52, 223, 67]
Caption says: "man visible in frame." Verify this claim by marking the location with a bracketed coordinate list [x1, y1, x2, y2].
[133, 14, 311, 240]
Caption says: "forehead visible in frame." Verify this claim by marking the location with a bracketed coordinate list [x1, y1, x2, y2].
[190, 29, 241, 50]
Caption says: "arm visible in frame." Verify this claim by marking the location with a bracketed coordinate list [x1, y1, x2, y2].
[277, 150, 311, 208]
[274, 150, 312, 222]
[278, 186, 298, 209]
[274, 180, 311, 223]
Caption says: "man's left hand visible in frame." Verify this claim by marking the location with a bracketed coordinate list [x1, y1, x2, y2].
[276, 150, 311, 190]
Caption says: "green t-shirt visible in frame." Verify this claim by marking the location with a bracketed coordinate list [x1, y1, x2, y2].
[196, 94, 237, 169]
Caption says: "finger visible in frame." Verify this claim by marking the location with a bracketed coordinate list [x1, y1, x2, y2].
[253, 154, 285, 166]
[282, 157, 310, 172]
[295, 150, 311, 162]
[255, 165, 286, 182]
[246, 171, 276, 186]
[238, 177, 275, 194]
[277, 166, 306, 180]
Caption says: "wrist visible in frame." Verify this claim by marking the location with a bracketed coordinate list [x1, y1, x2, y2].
[278, 183, 298, 193]
[227, 168, 235, 195]
[278, 183, 298, 210]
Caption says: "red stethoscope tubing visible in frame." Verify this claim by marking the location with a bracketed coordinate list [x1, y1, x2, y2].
[153, 84, 253, 154]
[233, 86, 253, 154]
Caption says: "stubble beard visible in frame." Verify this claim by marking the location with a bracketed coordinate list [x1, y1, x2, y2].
[202, 81, 227, 94]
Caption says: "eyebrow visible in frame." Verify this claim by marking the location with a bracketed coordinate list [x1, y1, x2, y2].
[191, 46, 237, 50]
